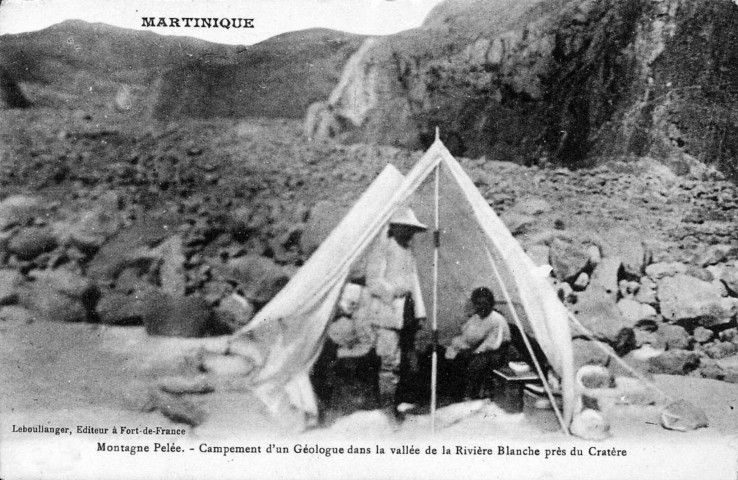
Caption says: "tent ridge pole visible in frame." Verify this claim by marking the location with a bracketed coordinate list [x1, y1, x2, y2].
[430, 163, 440, 433]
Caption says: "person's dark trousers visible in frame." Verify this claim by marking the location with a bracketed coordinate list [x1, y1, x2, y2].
[311, 339, 338, 424]
[395, 295, 421, 407]
[451, 343, 510, 400]
[329, 349, 382, 412]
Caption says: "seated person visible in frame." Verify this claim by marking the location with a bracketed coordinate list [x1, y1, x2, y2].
[328, 283, 375, 358]
[445, 286, 511, 401]
[313, 283, 380, 418]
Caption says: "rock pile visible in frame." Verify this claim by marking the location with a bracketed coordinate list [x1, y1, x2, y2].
[2, 105, 737, 396]
[0, 188, 304, 338]
[520, 217, 738, 383]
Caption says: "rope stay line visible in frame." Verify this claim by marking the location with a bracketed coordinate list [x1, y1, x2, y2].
[483, 245, 571, 435]
[566, 311, 675, 402]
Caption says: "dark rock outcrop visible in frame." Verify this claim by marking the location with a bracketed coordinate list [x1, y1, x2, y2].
[141, 292, 211, 338]
[310, 0, 738, 177]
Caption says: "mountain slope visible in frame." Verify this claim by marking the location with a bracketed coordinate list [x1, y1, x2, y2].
[0, 21, 364, 119]
[152, 29, 365, 120]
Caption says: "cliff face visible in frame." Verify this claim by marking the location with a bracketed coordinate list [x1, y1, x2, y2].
[310, 0, 738, 176]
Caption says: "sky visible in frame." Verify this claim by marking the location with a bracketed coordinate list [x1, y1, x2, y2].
[0, 0, 445, 45]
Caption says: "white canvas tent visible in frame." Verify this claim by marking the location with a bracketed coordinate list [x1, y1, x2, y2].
[229, 138, 577, 430]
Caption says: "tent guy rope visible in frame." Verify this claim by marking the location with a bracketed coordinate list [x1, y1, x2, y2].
[483, 245, 570, 435]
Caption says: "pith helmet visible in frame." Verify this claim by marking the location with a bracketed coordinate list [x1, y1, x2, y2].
[389, 207, 427, 231]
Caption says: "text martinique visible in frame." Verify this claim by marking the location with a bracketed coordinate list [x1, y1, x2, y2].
[142, 18, 254, 29]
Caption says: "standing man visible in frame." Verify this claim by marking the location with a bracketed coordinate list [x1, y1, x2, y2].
[356, 207, 427, 412]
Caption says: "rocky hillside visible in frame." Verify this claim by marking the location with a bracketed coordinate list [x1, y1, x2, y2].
[1, 103, 738, 385]
[0, 21, 364, 119]
[310, 0, 738, 177]
[0, 20, 239, 114]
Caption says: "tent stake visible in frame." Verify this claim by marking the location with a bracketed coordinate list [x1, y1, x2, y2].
[430, 163, 440, 433]
[484, 246, 570, 436]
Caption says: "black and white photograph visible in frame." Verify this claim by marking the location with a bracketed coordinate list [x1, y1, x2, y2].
[0, 0, 737, 478]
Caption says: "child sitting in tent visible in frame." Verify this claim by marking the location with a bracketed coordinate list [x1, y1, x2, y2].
[445, 286, 511, 401]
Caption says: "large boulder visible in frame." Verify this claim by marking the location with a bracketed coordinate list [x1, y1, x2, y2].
[634, 276, 658, 306]
[142, 292, 211, 338]
[0, 195, 43, 230]
[659, 324, 692, 351]
[703, 341, 738, 360]
[569, 285, 633, 343]
[151, 235, 187, 295]
[51, 195, 122, 254]
[589, 257, 621, 298]
[609, 347, 658, 378]
[648, 349, 700, 375]
[87, 214, 182, 282]
[684, 265, 713, 282]
[30, 269, 99, 304]
[17, 284, 88, 323]
[693, 326, 714, 344]
[7, 227, 58, 260]
[18, 269, 98, 323]
[696, 245, 732, 268]
[225, 255, 290, 305]
[634, 325, 667, 350]
[95, 291, 146, 325]
[600, 231, 651, 279]
[658, 274, 738, 327]
[719, 265, 738, 296]
[0, 269, 24, 305]
[549, 237, 591, 283]
[660, 400, 709, 432]
[645, 262, 687, 281]
[616, 298, 657, 323]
